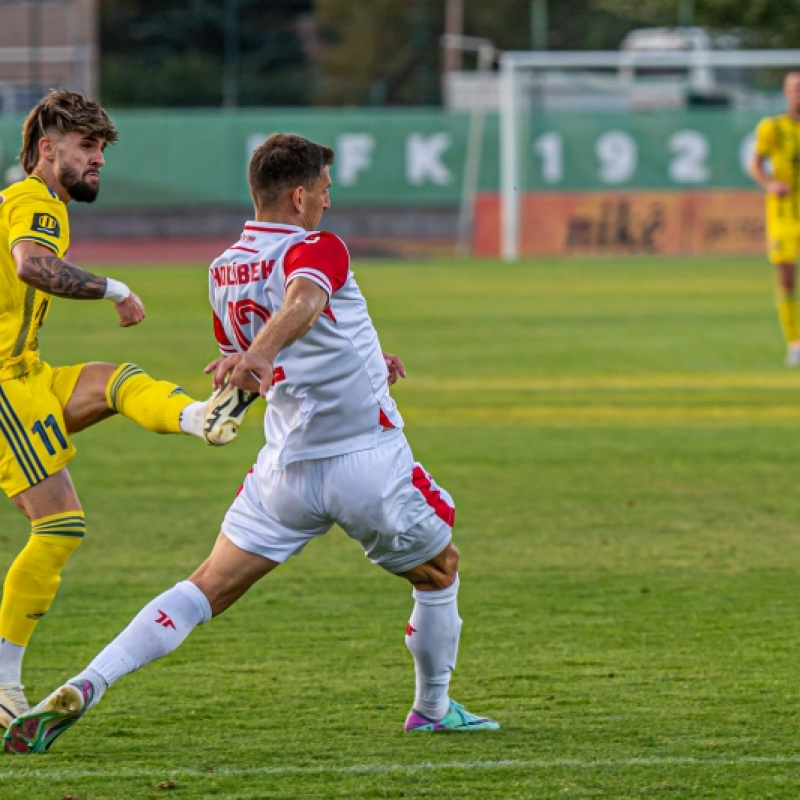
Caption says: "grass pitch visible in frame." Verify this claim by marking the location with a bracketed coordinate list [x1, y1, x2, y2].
[2, 256, 800, 798]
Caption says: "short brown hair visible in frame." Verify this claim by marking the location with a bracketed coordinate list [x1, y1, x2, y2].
[18, 88, 119, 175]
[248, 133, 334, 207]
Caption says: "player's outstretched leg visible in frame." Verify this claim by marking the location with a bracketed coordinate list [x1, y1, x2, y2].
[202, 383, 260, 446]
[104, 363, 256, 445]
[404, 699, 499, 732]
[4, 579, 212, 754]
[3, 679, 94, 754]
[106, 363, 196, 434]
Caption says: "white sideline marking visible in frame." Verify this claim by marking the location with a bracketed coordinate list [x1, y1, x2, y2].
[1, 755, 800, 780]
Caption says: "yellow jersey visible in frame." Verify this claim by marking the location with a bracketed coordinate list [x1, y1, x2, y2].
[754, 114, 800, 226]
[0, 176, 70, 380]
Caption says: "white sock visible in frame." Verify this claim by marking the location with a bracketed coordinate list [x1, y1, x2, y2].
[404, 574, 462, 721]
[70, 667, 109, 710]
[0, 639, 24, 685]
[179, 401, 207, 437]
[74, 580, 211, 707]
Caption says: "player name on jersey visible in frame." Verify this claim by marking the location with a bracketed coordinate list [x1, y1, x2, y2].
[211, 259, 275, 287]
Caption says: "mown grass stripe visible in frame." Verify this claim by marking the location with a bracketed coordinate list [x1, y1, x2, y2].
[399, 374, 800, 391]
[402, 405, 800, 426]
[2, 754, 800, 781]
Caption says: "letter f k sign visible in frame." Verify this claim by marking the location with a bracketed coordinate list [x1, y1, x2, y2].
[155, 609, 176, 629]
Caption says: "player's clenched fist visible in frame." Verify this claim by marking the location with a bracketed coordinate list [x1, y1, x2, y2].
[115, 292, 146, 327]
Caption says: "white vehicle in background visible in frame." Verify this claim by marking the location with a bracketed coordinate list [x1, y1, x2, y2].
[620, 27, 716, 89]
[619, 26, 746, 107]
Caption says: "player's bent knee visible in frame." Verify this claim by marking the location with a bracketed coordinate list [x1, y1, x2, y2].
[437, 541, 460, 578]
[63, 362, 121, 432]
[81, 362, 119, 387]
[401, 541, 460, 591]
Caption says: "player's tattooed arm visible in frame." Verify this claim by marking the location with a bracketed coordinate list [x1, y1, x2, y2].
[18, 254, 107, 299]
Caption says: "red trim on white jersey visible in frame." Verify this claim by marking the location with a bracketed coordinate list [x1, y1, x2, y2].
[230, 245, 260, 254]
[213, 311, 237, 354]
[236, 466, 255, 497]
[207, 222, 403, 467]
[244, 224, 299, 235]
[284, 232, 349, 298]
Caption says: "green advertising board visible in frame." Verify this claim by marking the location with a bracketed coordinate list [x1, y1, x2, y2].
[523, 109, 763, 192]
[0, 107, 769, 208]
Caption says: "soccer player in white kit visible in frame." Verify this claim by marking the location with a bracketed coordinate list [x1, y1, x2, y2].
[3, 133, 499, 754]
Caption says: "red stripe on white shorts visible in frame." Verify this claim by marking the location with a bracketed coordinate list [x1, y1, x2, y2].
[236, 466, 255, 497]
[411, 465, 455, 528]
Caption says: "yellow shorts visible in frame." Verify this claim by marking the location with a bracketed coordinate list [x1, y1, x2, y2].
[0, 361, 85, 498]
[767, 220, 800, 265]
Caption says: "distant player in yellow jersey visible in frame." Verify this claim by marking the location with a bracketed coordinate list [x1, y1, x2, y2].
[0, 89, 253, 727]
[749, 72, 800, 366]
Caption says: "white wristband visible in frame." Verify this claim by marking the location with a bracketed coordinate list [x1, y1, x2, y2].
[104, 277, 130, 304]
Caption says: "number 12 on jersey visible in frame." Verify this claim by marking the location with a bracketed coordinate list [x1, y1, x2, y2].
[227, 299, 271, 349]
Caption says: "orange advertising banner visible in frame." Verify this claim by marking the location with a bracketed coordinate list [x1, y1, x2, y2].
[473, 191, 766, 258]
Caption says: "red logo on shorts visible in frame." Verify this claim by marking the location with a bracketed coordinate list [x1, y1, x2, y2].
[405, 623, 416, 637]
[155, 610, 176, 629]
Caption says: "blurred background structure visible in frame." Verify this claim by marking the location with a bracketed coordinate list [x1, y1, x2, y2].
[0, 0, 97, 114]
[1, 0, 800, 259]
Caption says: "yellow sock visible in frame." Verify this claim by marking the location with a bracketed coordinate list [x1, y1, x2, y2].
[106, 363, 194, 434]
[776, 291, 800, 345]
[0, 512, 85, 646]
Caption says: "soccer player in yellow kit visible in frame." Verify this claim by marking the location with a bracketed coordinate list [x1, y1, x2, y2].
[749, 72, 800, 366]
[0, 89, 251, 728]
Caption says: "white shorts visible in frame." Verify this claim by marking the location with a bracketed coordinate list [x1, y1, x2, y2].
[221, 430, 454, 574]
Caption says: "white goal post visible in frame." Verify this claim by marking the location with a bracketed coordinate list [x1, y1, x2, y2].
[499, 49, 800, 261]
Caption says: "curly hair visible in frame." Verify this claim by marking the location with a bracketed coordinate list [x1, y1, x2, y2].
[18, 88, 119, 175]
[248, 133, 334, 206]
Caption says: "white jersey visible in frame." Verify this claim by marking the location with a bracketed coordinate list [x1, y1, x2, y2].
[208, 221, 403, 469]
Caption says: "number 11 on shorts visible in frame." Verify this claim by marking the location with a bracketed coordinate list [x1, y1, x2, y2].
[31, 414, 68, 455]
